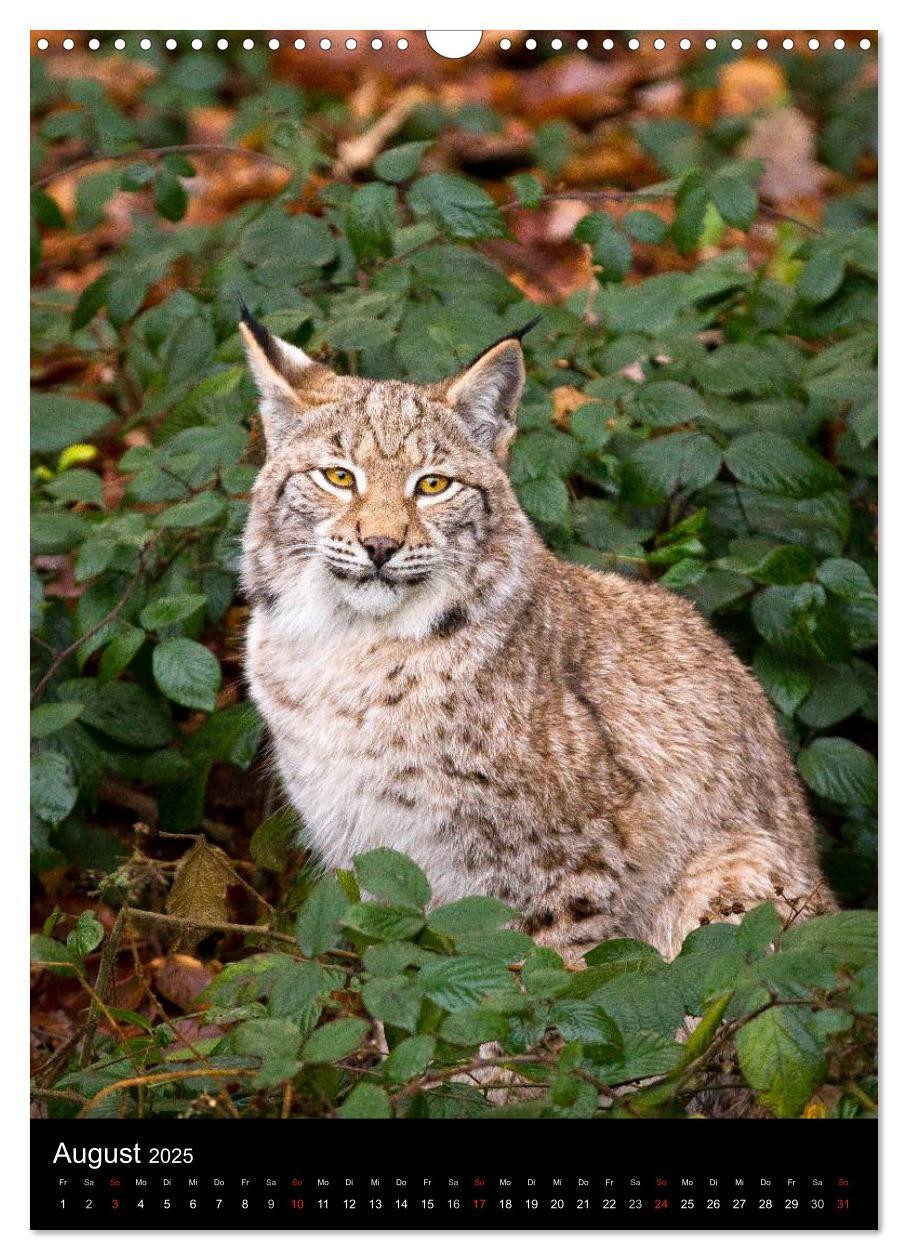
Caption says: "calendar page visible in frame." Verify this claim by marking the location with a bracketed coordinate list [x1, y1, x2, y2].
[29, 28, 878, 1233]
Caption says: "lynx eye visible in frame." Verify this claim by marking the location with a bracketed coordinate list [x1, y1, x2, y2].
[323, 467, 355, 488]
[415, 474, 451, 496]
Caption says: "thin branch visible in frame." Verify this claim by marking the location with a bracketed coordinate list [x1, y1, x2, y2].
[77, 1067, 259, 1118]
[125, 905, 355, 963]
[32, 144, 292, 190]
[79, 907, 126, 1068]
[498, 188, 824, 237]
[30, 531, 163, 703]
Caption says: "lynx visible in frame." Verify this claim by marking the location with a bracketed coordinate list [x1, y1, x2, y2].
[240, 308, 834, 961]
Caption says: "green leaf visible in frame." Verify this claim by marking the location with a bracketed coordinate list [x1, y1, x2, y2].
[711, 174, 758, 230]
[735, 1006, 826, 1117]
[439, 1008, 509, 1046]
[30, 702, 84, 739]
[575, 213, 632, 281]
[140, 594, 207, 630]
[374, 141, 431, 183]
[752, 647, 813, 717]
[300, 1016, 369, 1064]
[338, 1082, 393, 1118]
[361, 975, 421, 1032]
[80, 681, 176, 748]
[508, 172, 544, 208]
[628, 381, 709, 427]
[407, 173, 506, 240]
[816, 557, 875, 600]
[66, 910, 104, 958]
[30, 934, 78, 972]
[97, 626, 146, 684]
[622, 210, 668, 243]
[672, 170, 711, 252]
[796, 251, 847, 305]
[153, 168, 188, 222]
[352, 847, 432, 910]
[736, 903, 781, 957]
[515, 474, 570, 526]
[152, 639, 221, 711]
[624, 432, 722, 501]
[383, 1033, 436, 1083]
[46, 468, 104, 506]
[427, 896, 513, 937]
[342, 903, 425, 941]
[155, 492, 227, 529]
[548, 1001, 622, 1048]
[797, 737, 877, 806]
[797, 663, 867, 728]
[250, 806, 299, 873]
[31, 394, 116, 453]
[416, 955, 517, 1012]
[30, 751, 77, 826]
[345, 182, 396, 262]
[724, 433, 843, 496]
[295, 876, 350, 955]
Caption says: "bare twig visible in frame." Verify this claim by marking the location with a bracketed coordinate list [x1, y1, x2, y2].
[77, 1067, 259, 1118]
[32, 144, 292, 190]
[79, 907, 126, 1067]
[498, 188, 824, 237]
[31, 531, 163, 703]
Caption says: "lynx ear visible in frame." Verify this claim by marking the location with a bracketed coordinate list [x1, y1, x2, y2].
[239, 299, 337, 448]
[445, 318, 538, 462]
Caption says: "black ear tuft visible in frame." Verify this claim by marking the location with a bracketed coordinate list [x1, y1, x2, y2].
[237, 292, 278, 363]
[465, 313, 543, 369]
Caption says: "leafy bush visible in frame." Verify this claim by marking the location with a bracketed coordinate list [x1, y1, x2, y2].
[32, 844, 877, 1119]
[30, 38, 876, 1115]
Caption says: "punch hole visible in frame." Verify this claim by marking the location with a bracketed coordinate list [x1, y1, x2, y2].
[89, 38, 100, 50]
[140, 38, 152, 50]
[397, 38, 409, 50]
[860, 38, 872, 49]
[36, 37, 48, 50]
[757, 38, 768, 50]
[425, 31, 482, 58]
[295, 38, 306, 50]
[270, 39, 281, 50]
[577, 38, 588, 50]
[371, 38, 382, 50]
[705, 38, 717, 50]
[679, 38, 691, 50]
[218, 38, 229, 50]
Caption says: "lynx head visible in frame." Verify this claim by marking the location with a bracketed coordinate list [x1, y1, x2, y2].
[240, 307, 538, 627]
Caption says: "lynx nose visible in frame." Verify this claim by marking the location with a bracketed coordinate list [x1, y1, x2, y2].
[362, 535, 401, 569]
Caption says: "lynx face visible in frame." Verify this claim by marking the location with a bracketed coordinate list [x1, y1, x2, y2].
[240, 310, 534, 622]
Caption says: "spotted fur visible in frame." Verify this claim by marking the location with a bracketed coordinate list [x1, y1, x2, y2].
[240, 323, 835, 960]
